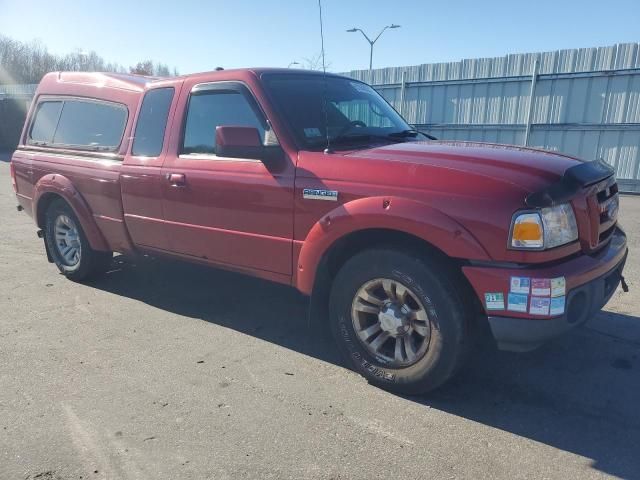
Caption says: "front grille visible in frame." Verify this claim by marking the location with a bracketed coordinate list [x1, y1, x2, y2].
[592, 181, 618, 248]
[597, 182, 618, 203]
[599, 224, 617, 243]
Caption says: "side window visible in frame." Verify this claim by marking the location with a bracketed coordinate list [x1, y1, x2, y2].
[30, 101, 63, 144]
[132, 88, 174, 156]
[53, 101, 127, 149]
[182, 91, 266, 155]
[28, 98, 127, 151]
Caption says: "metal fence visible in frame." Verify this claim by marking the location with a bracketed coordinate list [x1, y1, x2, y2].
[3, 50, 640, 192]
[344, 43, 640, 192]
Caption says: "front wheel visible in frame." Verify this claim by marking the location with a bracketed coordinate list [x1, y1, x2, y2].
[329, 249, 469, 394]
[44, 199, 112, 281]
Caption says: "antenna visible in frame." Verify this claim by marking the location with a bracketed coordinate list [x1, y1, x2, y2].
[317, 0, 332, 154]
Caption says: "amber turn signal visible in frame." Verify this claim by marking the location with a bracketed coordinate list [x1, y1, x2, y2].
[510, 213, 544, 249]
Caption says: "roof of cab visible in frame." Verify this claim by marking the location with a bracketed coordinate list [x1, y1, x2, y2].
[39, 71, 156, 92]
[170, 67, 346, 82]
[37, 68, 351, 94]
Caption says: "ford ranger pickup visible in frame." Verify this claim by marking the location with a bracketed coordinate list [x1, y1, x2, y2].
[10, 69, 628, 393]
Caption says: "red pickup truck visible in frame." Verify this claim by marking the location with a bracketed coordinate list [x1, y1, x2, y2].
[11, 69, 628, 393]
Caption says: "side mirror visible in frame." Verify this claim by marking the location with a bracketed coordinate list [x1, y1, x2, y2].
[215, 126, 264, 159]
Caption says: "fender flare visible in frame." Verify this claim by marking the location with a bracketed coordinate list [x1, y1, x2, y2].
[295, 196, 491, 295]
[33, 173, 110, 251]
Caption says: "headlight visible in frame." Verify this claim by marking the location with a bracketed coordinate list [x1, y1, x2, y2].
[509, 203, 578, 250]
[542, 203, 579, 248]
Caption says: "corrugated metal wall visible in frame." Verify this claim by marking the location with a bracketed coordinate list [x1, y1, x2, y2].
[0, 84, 37, 96]
[344, 43, 640, 192]
[0, 85, 35, 150]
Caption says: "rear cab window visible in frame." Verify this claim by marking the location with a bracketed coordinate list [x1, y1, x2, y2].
[28, 98, 127, 152]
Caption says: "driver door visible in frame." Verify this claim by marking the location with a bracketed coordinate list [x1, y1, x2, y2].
[161, 81, 295, 276]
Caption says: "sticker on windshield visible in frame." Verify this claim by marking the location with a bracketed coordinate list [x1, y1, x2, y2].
[304, 127, 322, 138]
[350, 81, 372, 94]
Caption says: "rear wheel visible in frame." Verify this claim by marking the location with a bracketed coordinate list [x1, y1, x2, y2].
[329, 249, 469, 394]
[44, 199, 112, 281]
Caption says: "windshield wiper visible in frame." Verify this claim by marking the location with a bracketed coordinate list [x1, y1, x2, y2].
[330, 133, 406, 146]
[387, 129, 437, 140]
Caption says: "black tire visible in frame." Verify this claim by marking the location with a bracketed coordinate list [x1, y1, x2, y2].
[44, 199, 112, 281]
[329, 249, 469, 394]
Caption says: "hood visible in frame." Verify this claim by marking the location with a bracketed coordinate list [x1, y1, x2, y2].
[345, 140, 581, 194]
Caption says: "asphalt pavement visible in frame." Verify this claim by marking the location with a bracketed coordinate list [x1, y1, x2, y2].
[1, 158, 639, 480]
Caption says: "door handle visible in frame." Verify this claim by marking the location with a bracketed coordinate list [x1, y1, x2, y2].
[166, 173, 186, 186]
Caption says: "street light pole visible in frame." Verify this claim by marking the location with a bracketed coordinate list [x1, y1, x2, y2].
[347, 24, 400, 74]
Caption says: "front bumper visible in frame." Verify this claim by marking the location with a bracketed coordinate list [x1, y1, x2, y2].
[463, 228, 628, 352]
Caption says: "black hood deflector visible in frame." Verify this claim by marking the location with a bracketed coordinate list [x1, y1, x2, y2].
[525, 160, 615, 208]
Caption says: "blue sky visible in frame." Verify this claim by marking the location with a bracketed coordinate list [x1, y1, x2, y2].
[1, 0, 638, 74]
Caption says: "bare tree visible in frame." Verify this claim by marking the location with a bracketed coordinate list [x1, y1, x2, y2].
[129, 60, 155, 76]
[300, 53, 332, 71]
[0, 34, 178, 85]
[129, 60, 177, 77]
[155, 63, 171, 77]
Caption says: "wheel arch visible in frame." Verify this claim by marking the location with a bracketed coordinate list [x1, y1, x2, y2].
[33, 175, 109, 252]
[295, 195, 491, 296]
[320, 227, 449, 283]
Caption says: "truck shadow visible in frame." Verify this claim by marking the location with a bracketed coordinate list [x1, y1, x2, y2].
[90, 255, 640, 479]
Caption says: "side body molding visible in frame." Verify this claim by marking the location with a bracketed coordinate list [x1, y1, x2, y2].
[294, 196, 491, 295]
[33, 174, 110, 252]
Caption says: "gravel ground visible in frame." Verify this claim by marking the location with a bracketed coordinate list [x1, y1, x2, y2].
[0, 158, 639, 480]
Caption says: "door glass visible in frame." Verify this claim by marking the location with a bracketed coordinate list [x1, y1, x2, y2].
[182, 91, 265, 155]
[132, 87, 175, 156]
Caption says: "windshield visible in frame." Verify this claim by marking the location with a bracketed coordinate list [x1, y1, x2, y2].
[263, 74, 414, 150]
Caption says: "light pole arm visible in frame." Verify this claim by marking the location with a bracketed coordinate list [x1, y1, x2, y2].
[355, 28, 374, 45]
[372, 26, 390, 44]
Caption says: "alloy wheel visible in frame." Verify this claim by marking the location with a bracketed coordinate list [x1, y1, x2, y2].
[53, 214, 82, 266]
[351, 278, 432, 367]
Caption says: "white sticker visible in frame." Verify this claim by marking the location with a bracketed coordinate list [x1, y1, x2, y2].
[510, 276, 530, 294]
[550, 277, 566, 297]
[485, 293, 505, 311]
[303, 127, 322, 138]
[530, 296, 551, 316]
[531, 278, 551, 296]
[507, 293, 528, 312]
[550, 296, 566, 315]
